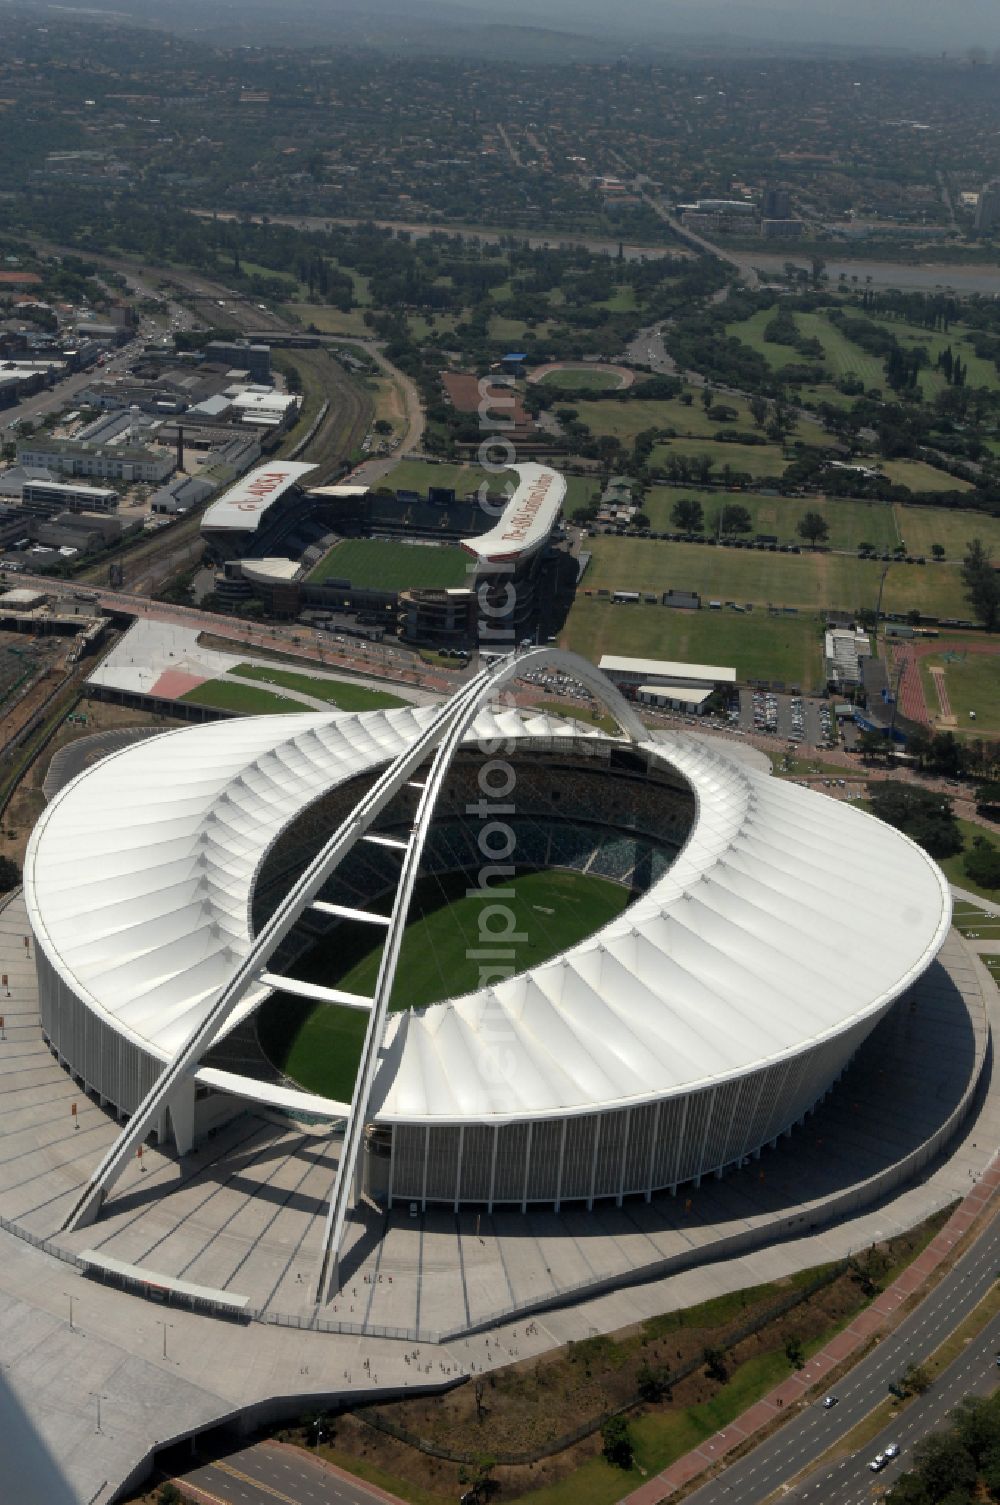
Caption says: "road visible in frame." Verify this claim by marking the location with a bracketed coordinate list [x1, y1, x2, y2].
[174, 1439, 403, 1505]
[684, 1206, 1000, 1505]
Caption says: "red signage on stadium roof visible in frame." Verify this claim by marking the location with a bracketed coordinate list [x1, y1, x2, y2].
[235, 470, 297, 512]
[499, 474, 555, 544]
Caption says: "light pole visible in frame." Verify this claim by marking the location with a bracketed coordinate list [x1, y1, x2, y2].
[92, 1393, 106, 1434]
[64, 1292, 75, 1332]
[156, 1319, 173, 1361]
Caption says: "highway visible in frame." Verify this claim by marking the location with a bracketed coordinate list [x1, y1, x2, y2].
[685, 1206, 1000, 1505]
[174, 1439, 402, 1505]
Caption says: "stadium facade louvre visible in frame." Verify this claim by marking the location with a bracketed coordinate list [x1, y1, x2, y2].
[26, 674, 951, 1214]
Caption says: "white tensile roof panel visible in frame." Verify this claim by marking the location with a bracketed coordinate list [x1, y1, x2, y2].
[24, 705, 950, 1120]
[201, 461, 317, 532]
[460, 462, 565, 565]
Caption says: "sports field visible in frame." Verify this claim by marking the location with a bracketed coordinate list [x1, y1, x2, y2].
[231, 665, 406, 711]
[574, 396, 802, 447]
[894, 505, 1000, 559]
[308, 537, 471, 589]
[919, 648, 1000, 734]
[725, 308, 886, 390]
[881, 459, 973, 494]
[643, 488, 898, 553]
[581, 535, 969, 617]
[538, 367, 627, 391]
[257, 867, 630, 1100]
[651, 438, 790, 480]
[561, 595, 823, 689]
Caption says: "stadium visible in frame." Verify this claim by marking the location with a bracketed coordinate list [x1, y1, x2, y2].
[24, 649, 951, 1287]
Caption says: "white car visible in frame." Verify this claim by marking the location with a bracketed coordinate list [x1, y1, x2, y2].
[869, 1454, 887, 1472]
[884, 1443, 900, 1459]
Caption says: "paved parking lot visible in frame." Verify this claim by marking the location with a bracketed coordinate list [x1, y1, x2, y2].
[737, 689, 838, 748]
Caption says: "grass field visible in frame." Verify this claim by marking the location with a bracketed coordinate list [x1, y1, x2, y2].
[579, 535, 969, 617]
[938, 820, 1000, 902]
[871, 315, 999, 397]
[181, 679, 305, 715]
[257, 868, 630, 1100]
[538, 368, 627, 391]
[919, 648, 1000, 734]
[284, 302, 372, 339]
[308, 537, 471, 589]
[561, 594, 824, 688]
[880, 458, 973, 494]
[573, 395, 802, 446]
[642, 487, 898, 553]
[231, 665, 406, 711]
[724, 308, 886, 390]
[652, 437, 790, 479]
[894, 505, 1000, 559]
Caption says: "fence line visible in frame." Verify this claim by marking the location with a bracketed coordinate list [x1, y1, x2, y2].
[356, 1262, 848, 1467]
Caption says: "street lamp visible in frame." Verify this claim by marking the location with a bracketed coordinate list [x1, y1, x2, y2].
[155, 1319, 174, 1361]
[63, 1292, 76, 1332]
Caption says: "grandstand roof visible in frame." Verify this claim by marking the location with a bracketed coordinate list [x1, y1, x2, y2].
[201, 461, 316, 533]
[600, 655, 737, 685]
[460, 462, 565, 565]
[24, 702, 950, 1124]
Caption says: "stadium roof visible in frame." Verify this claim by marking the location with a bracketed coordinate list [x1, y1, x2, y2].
[599, 655, 737, 684]
[25, 705, 950, 1125]
[201, 461, 316, 533]
[460, 462, 565, 565]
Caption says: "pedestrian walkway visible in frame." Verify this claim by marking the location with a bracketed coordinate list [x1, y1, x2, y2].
[621, 1160, 1000, 1505]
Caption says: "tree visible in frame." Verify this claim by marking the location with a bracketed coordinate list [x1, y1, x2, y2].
[601, 1416, 634, 1470]
[719, 503, 752, 535]
[868, 783, 963, 858]
[858, 729, 890, 762]
[964, 837, 1000, 892]
[784, 1336, 805, 1369]
[975, 782, 1000, 818]
[0, 856, 20, 892]
[797, 511, 830, 546]
[670, 497, 704, 533]
[931, 543, 946, 560]
[961, 539, 1000, 632]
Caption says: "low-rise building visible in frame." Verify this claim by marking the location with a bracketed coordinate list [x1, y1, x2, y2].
[20, 479, 119, 517]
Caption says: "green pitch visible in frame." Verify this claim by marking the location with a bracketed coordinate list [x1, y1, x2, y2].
[257, 866, 630, 1102]
[308, 537, 471, 590]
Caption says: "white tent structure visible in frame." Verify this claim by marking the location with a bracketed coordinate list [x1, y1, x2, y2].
[24, 650, 950, 1296]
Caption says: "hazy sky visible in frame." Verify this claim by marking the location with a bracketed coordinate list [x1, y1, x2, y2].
[506, 0, 1000, 51]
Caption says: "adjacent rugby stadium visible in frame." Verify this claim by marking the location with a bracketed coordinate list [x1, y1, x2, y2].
[25, 651, 951, 1260]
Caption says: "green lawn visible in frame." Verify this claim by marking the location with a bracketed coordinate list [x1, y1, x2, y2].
[938, 820, 1000, 902]
[580, 535, 969, 617]
[308, 537, 471, 590]
[257, 868, 630, 1101]
[561, 594, 823, 689]
[538, 367, 627, 392]
[573, 395, 801, 446]
[919, 648, 1000, 734]
[871, 316, 999, 396]
[643, 487, 898, 553]
[181, 679, 306, 715]
[894, 505, 1000, 560]
[284, 302, 372, 338]
[652, 437, 790, 479]
[724, 308, 885, 390]
[880, 458, 973, 494]
[231, 665, 406, 711]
